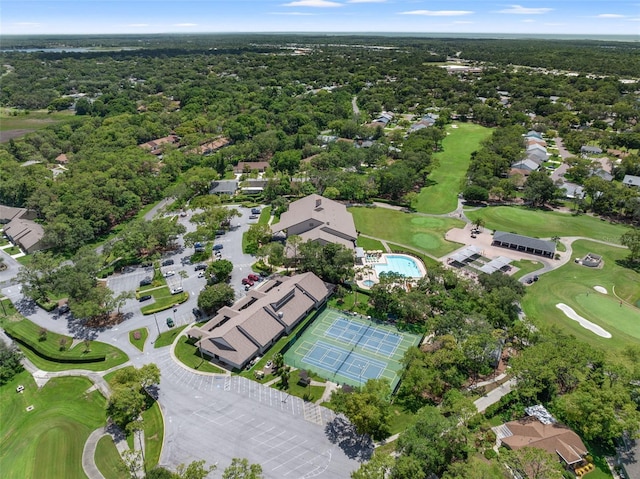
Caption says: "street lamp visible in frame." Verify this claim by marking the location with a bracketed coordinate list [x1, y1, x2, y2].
[153, 313, 160, 339]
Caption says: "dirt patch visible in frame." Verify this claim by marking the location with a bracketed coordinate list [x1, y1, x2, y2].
[0, 129, 34, 142]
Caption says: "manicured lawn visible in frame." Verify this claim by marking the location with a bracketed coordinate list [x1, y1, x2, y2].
[142, 401, 164, 470]
[414, 123, 492, 214]
[274, 369, 325, 402]
[0, 372, 107, 479]
[351, 207, 464, 258]
[511, 259, 544, 279]
[522, 240, 640, 361]
[3, 245, 20, 255]
[356, 236, 385, 251]
[465, 206, 630, 244]
[154, 324, 188, 348]
[140, 288, 188, 315]
[129, 328, 148, 352]
[388, 403, 419, 435]
[258, 206, 272, 224]
[95, 435, 127, 478]
[388, 243, 441, 269]
[1, 317, 129, 372]
[174, 336, 225, 373]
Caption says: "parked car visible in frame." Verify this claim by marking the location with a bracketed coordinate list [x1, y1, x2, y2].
[139, 277, 152, 286]
[166, 317, 175, 327]
[194, 242, 205, 252]
[249, 215, 259, 220]
[139, 295, 152, 302]
[192, 308, 201, 317]
[197, 271, 205, 278]
[242, 278, 254, 286]
[213, 244, 223, 251]
[58, 304, 70, 314]
[194, 264, 207, 271]
[163, 271, 175, 278]
[171, 287, 183, 294]
[248, 273, 260, 282]
[251, 208, 261, 215]
[215, 230, 225, 236]
[161, 259, 174, 266]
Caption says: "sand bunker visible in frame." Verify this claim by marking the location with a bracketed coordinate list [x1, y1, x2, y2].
[593, 286, 607, 294]
[556, 303, 612, 338]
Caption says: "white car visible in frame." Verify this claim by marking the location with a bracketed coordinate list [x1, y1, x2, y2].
[163, 271, 175, 277]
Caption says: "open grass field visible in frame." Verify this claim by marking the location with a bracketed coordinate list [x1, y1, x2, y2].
[174, 336, 225, 373]
[1, 317, 129, 372]
[356, 236, 385, 251]
[465, 206, 630, 244]
[522, 240, 640, 360]
[351, 207, 464, 258]
[95, 436, 126, 479]
[0, 109, 75, 137]
[510, 259, 544, 280]
[414, 123, 492, 214]
[0, 372, 107, 479]
[142, 401, 164, 470]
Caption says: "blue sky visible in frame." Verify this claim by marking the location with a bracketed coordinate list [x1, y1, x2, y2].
[1, 1, 638, 36]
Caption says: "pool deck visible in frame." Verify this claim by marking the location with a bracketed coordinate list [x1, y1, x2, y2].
[355, 252, 427, 289]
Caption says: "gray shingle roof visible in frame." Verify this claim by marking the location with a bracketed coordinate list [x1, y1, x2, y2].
[493, 231, 555, 254]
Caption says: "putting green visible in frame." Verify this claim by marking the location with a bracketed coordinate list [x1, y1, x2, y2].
[573, 293, 640, 340]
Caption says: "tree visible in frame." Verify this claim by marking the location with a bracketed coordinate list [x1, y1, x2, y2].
[279, 366, 291, 389]
[222, 458, 263, 479]
[176, 459, 216, 479]
[501, 447, 564, 479]
[332, 379, 392, 440]
[620, 228, 640, 263]
[146, 467, 176, 479]
[207, 259, 234, 284]
[522, 171, 560, 207]
[198, 283, 235, 314]
[298, 241, 354, 284]
[463, 185, 489, 203]
[16, 251, 59, 303]
[107, 386, 146, 429]
[0, 342, 23, 385]
[351, 453, 394, 479]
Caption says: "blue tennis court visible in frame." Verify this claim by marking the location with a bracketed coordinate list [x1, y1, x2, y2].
[325, 317, 401, 358]
[303, 340, 386, 384]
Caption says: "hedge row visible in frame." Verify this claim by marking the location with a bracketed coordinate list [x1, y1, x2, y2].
[5, 329, 106, 363]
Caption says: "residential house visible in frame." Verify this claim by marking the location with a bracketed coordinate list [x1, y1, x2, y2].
[0, 205, 45, 253]
[209, 180, 238, 196]
[55, 153, 69, 164]
[592, 168, 613, 182]
[186, 272, 333, 370]
[492, 231, 555, 258]
[559, 182, 584, 199]
[511, 159, 540, 172]
[234, 161, 270, 175]
[188, 137, 231, 155]
[622, 174, 640, 188]
[139, 134, 180, 155]
[525, 131, 543, 140]
[240, 178, 268, 196]
[271, 194, 357, 252]
[581, 145, 603, 155]
[493, 406, 589, 475]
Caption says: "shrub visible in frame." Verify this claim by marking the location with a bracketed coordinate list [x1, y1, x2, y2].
[133, 331, 142, 340]
[484, 449, 497, 460]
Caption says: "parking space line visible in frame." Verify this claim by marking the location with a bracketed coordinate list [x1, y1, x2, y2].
[268, 444, 310, 470]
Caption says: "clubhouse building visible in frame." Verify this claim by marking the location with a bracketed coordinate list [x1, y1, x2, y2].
[186, 272, 333, 370]
[492, 231, 556, 258]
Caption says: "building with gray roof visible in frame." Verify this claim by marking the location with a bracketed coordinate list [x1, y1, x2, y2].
[492, 231, 556, 258]
[0, 205, 45, 253]
[187, 272, 333, 370]
[623, 174, 640, 188]
[271, 194, 357, 251]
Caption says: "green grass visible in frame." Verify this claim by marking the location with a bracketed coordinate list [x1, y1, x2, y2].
[154, 324, 188, 348]
[258, 206, 272, 224]
[140, 288, 189, 315]
[2, 318, 129, 372]
[0, 109, 76, 132]
[174, 336, 225, 373]
[141, 401, 163, 470]
[387, 243, 441, 269]
[465, 207, 630, 244]
[351, 206, 464, 258]
[3, 245, 20, 255]
[129, 328, 148, 352]
[95, 435, 127, 479]
[388, 403, 419, 435]
[414, 123, 492, 214]
[356, 236, 385, 251]
[0, 372, 107, 479]
[522, 240, 640, 361]
[274, 369, 325, 402]
[511, 259, 544, 279]
[328, 289, 372, 316]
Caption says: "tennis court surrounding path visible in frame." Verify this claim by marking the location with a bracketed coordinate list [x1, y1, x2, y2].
[284, 308, 421, 388]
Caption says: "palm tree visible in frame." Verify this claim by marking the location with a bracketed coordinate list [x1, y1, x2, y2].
[472, 217, 485, 232]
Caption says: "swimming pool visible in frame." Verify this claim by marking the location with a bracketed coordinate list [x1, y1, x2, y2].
[374, 254, 424, 278]
[363, 279, 375, 287]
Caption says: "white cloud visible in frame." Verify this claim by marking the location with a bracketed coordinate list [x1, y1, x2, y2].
[269, 11, 316, 15]
[399, 10, 473, 16]
[596, 14, 625, 18]
[174, 23, 198, 27]
[498, 5, 553, 14]
[282, 0, 343, 7]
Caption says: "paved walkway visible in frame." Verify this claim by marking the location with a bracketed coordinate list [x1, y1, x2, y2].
[82, 428, 108, 479]
[473, 379, 517, 413]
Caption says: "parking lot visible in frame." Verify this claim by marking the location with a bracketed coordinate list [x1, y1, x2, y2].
[154, 352, 360, 478]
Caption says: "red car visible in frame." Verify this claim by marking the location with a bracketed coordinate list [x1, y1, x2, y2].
[241, 278, 254, 286]
[248, 273, 260, 282]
